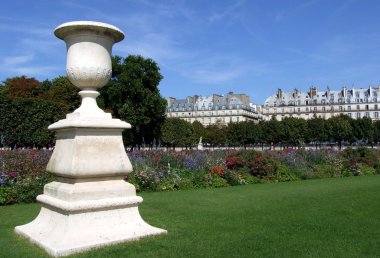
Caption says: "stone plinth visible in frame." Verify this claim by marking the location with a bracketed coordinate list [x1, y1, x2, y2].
[15, 116, 166, 257]
[15, 21, 166, 257]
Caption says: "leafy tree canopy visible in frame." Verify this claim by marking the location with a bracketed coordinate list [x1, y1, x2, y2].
[100, 55, 167, 148]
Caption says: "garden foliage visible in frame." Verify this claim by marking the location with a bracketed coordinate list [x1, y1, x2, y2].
[1, 147, 380, 205]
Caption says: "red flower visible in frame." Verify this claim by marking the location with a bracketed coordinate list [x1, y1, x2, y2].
[210, 166, 224, 175]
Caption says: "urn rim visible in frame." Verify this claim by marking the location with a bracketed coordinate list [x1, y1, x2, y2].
[54, 21, 124, 43]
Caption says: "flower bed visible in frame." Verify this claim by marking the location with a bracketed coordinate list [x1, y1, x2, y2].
[0, 149, 53, 205]
[1, 147, 380, 205]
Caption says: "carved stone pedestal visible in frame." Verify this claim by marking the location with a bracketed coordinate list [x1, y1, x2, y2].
[15, 21, 166, 257]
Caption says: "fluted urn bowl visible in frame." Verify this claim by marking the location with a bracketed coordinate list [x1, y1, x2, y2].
[54, 21, 124, 89]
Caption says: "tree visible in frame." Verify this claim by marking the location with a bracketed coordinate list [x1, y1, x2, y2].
[4, 76, 41, 99]
[282, 117, 308, 148]
[350, 117, 374, 146]
[373, 120, 380, 145]
[191, 121, 205, 145]
[307, 116, 328, 148]
[0, 98, 65, 148]
[326, 115, 353, 149]
[205, 122, 227, 148]
[161, 118, 193, 149]
[227, 122, 245, 148]
[261, 117, 283, 150]
[245, 121, 261, 147]
[100, 55, 167, 148]
[42, 76, 80, 113]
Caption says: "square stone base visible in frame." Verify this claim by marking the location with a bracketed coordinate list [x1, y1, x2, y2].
[15, 181, 167, 257]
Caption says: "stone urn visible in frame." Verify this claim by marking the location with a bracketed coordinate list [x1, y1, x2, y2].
[15, 21, 166, 257]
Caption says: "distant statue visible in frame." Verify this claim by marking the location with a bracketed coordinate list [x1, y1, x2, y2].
[197, 136, 203, 150]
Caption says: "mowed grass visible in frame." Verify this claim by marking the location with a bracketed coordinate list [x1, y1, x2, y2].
[1, 175, 380, 258]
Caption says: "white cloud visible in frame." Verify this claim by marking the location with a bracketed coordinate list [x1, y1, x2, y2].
[2, 54, 35, 66]
[6, 66, 60, 77]
[208, 0, 246, 23]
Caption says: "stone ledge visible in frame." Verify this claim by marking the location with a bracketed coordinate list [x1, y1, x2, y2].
[37, 194, 143, 212]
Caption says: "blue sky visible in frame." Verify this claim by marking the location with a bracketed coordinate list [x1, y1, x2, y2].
[0, 0, 379, 104]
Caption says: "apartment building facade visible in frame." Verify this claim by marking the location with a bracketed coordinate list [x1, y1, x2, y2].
[166, 92, 262, 126]
[262, 86, 380, 121]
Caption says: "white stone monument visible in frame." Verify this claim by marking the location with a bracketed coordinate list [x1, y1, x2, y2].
[15, 21, 166, 257]
[197, 136, 203, 150]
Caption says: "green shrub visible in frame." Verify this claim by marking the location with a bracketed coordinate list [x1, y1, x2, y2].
[13, 180, 41, 203]
[273, 164, 298, 182]
[220, 169, 244, 186]
[176, 178, 194, 190]
[190, 172, 209, 189]
[314, 164, 341, 178]
[206, 174, 229, 188]
[0, 186, 17, 205]
[158, 178, 177, 191]
[359, 165, 376, 176]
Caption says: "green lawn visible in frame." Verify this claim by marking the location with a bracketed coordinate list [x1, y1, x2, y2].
[2, 176, 380, 258]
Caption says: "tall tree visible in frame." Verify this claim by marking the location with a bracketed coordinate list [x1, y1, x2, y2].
[0, 98, 65, 148]
[350, 117, 374, 146]
[307, 116, 328, 148]
[282, 117, 308, 147]
[5, 76, 41, 99]
[205, 123, 227, 148]
[326, 115, 353, 149]
[161, 118, 193, 149]
[191, 121, 205, 145]
[373, 120, 380, 145]
[261, 117, 283, 149]
[100, 55, 167, 148]
[245, 121, 260, 147]
[42, 76, 80, 113]
[227, 122, 244, 148]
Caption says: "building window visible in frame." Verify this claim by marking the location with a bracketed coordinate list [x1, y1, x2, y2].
[366, 105, 369, 110]
[375, 112, 379, 118]
[330, 106, 334, 111]
[306, 107, 309, 112]
[348, 113, 352, 118]
[322, 99, 326, 104]
[375, 104, 378, 110]
[357, 105, 360, 110]
[356, 113, 361, 118]
[366, 112, 370, 118]
[348, 106, 351, 111]
[322, 107, 326, 111]
[339, 106, 342, 111]
[314, 107, 317, 111]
